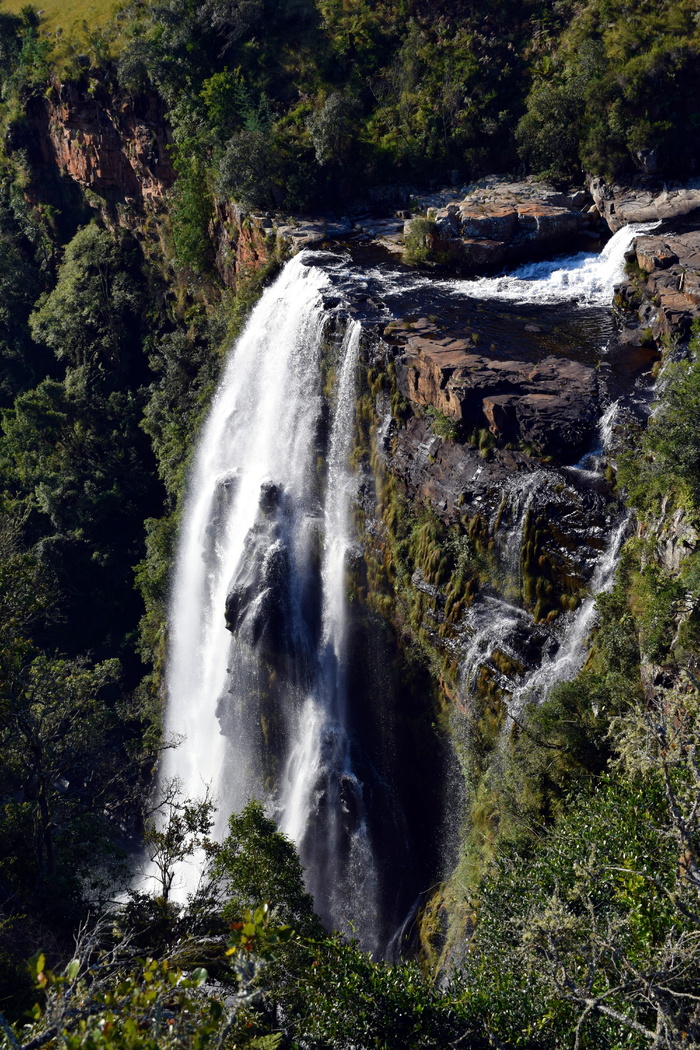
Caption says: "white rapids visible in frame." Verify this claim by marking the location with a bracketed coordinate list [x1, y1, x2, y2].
[449, 221, 660, 305]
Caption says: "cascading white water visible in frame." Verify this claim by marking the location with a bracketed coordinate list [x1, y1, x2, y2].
[508, 515, 629, 718]
[278, 321, 381, 952]
[457, 228, 640, 716]
[450, 221, 659, 305]
[459, 597, 533, 703]
[575, 399, 620, 472]
[158, 257, 379, 933]
[495, 470, 547, 584]
[158, 224, 644, 931]
[161, 254, 328, 811]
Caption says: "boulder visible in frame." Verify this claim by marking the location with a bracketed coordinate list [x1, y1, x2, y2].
[635, 236, 679, 272]
[680, 270, 700, 306]
[460, 238, 507, 268]
[457, 204, 518, 241]
[404, 179, 598, 271]
[395, 337, 598, 462]
[514, 202, 580, 243]
[628, 231, 700, 340]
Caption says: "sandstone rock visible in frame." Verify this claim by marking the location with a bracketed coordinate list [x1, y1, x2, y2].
[627, 231, 700, 341]
[25, 83, 174, 206]
[395, 338, 597, 462]
[515, 201, 580, 242]
[460, 238, 507, 268]
[457, 204, 517, 240]
[483, 395, 517, 440]
[405, 180, 599, 271]
[635, 236, 679, 272]
[680, 270, 700, 306]
[589, 176, 700, 232]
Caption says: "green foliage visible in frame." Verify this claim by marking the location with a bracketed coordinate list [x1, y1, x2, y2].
[0, 198, 47, 407]
[645, 351, 700, 507]
[1, 367, 162, 659]
[170, 153, 215, 274]
[403, 217, 437, 266]
[517, 0, 700, 178]
[516, 78, 585, 181]
[425, 405, 459, 441]
[307, 91, 361, 166]
[18, 948, 230, 1050]
[217, 129, 283, 211]
[142, 312, 225, 500]
[215, 801, 321, 938]
[455, 769, 697, 1048]
[29, 224, 147, 376]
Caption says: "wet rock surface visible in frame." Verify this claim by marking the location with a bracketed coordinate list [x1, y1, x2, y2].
[224, 484, 319, 664]
[395, 338, 598, 462]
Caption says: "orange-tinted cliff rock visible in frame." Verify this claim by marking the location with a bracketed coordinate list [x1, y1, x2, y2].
[25, 80, 175, 209]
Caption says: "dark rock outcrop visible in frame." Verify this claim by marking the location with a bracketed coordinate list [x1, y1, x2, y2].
[223, 483, 307, 663]
[395, 336, 598, 462]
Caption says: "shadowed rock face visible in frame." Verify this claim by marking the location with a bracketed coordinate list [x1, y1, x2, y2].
[395, 338, 598, 462]
[25, 83, 174, 207]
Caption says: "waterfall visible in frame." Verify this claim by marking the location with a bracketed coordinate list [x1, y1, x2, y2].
[279, 320, 381, 952]
[158, 257, 378, 939]
[459, 511, 629, 717]
[508, 515, 629, 717]
[449, 221, 659, 305]
[495, 470, 547, 585]
[157, 225, 641, 938]
[456, 231, 639, 718]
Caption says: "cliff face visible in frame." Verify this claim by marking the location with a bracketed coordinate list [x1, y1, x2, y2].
[22, 81, 175, 211]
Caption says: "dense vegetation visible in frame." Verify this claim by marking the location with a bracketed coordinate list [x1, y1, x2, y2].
[0, 0, 699, 1047]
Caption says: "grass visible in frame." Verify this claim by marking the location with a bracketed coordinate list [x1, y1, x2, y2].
[2, 0, 120, 40]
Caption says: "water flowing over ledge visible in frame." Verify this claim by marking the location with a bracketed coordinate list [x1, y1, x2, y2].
[448, 222, 660, 305]
[155, 228, 637, 948]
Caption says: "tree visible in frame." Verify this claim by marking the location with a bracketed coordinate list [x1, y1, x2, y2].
[307, 92, 361, 166]
[29, 224, 146, 377]
[0, 653, 123, 907]
[217, 129, 282, 210]
[214, 801, 321, 938]
[141, 780, 217, 904]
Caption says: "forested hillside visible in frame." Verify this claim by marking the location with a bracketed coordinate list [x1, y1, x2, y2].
[0, 0, 699, 1047]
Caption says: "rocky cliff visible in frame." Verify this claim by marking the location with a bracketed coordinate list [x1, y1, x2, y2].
[20, 80, 175, 213]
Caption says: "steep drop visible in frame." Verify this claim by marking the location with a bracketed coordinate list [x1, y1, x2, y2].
[159, 257, 386, 947]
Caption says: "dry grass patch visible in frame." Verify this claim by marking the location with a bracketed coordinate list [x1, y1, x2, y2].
[2, 0, 121, 40]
